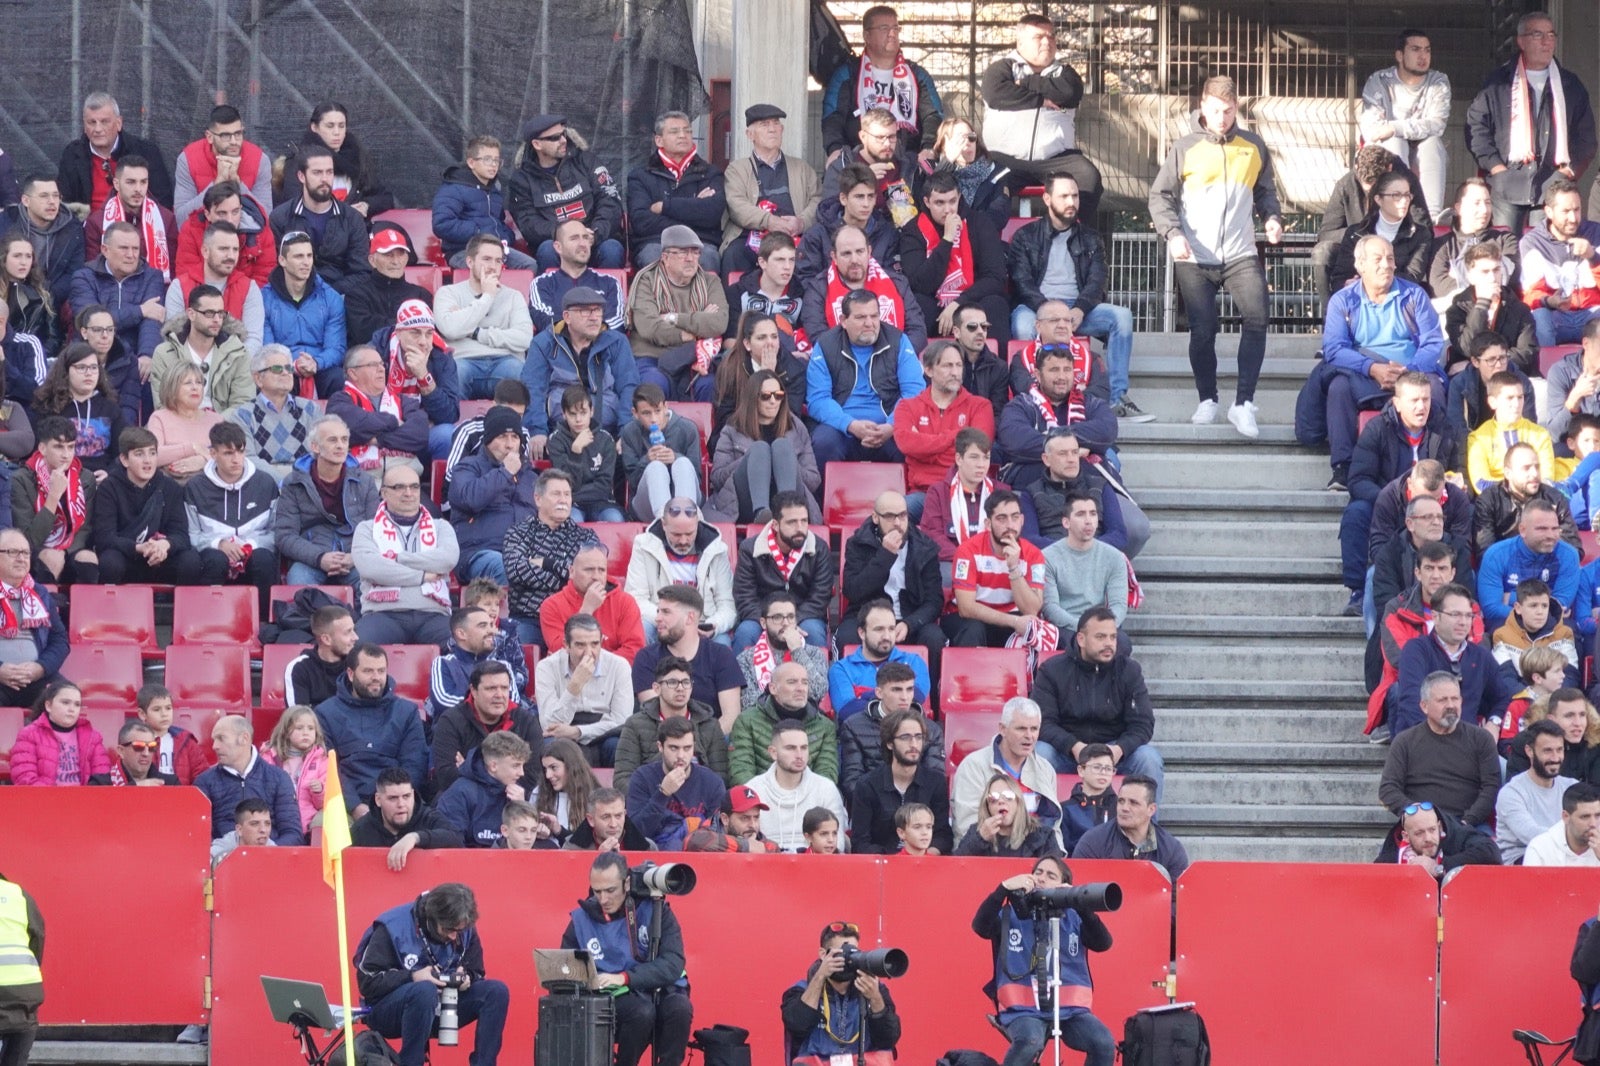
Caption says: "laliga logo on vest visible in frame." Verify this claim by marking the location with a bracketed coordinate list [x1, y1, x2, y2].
[586, 937, 603, 959]
[402, 953, 419, 968]
[1008, 928, 1024, 949]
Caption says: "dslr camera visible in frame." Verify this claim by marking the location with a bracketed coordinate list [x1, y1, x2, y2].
[629, 862, 697, 899]
[837, 944, 910, 980]
[1025, 883, 1122, 914]
[437, 971, 468, 1046]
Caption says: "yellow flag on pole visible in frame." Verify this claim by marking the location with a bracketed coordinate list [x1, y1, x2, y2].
[322, 750, 352, 889]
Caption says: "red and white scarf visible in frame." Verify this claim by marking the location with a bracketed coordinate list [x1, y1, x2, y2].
[857, 52, 919, 132]
[824, 257, 905, 331]
[658, 148, 698, 184]
[340, 381, 404, 471]
[765, 522, 804, 584]
[747, 631, 790, 691]
[746, 197, 781, 253]
[29, 452, 85, 550]
[950, 472, 993, 545]
[916, 213, 973, 306]
[1004, 616, 1060, 675]
[102, 194, 171, 281]
[365, 502, 451, 609]
[1509, 56, 1570, 168]
[0, 576, 49, 639]
[384, 331, 427, 401]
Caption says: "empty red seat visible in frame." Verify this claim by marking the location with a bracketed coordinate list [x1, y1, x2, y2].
[384, 645, 439, 706]
[0, 705, 23, 780]
[943, 711, 995, 784]
[62, 643, 144, 710]
[69, 585, 159, 656]
[1358, 410, 1379, 434]
[79, 705, 131, 748]
[164, 645, 252, 714]
[373, 209, 445, 266]
[940, 648, 1031, 716]
[1002, 217, 1033, 242]
[1540, 344, 1582, 376]
[173, 707, 226, 764]
[258, 643, 302, 716]
[1582, 529, 1599, 565]
[172, 586, 260, 653]
[521, 644, 541, 703]
[586, 522, 645, 584]
[404, 265, 442, 293]
[667, 402, 714, 462]
[824, 463, 905, 533]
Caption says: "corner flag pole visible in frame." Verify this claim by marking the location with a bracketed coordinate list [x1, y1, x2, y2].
[322, 751, 358, 1060]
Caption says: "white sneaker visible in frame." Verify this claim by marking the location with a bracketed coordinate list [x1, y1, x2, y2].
[1190, 399, 1219, 425]
[1227, 400, 1260, 439]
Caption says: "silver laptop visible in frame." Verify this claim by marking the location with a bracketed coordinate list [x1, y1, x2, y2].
[533, 948, 597, 989]
[261, 975, 352, 1031]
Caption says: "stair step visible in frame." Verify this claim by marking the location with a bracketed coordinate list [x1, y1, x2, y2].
[1135, 580, 1355, 617]
[1163, 770, 1380, 806]
[1116, 422, 1301, 445]
[1133, 554, 1341, 581]
[1119, 445, 1332, 492]
[1119, 388, 1301, 425]
[1161, 803, 1396, 828]
[30, 1043, 208, 1066]
[1137, 488, 1347, 518]
[1126, 613, 1362, 638]
[1141, 518, 1339, 559]
[1176, 836, 1382, 864]
[1147, 678, 1368, 707]
[1139, 643, 1364, 683]
[1160, 741, 1388, 766]
[1128, 350, 1319, 378]
[1155, 707, 1370, 744]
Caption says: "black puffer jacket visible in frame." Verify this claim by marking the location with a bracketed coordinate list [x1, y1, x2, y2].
[506, 145, 623, 248]
[1030, 643, 1155, 758]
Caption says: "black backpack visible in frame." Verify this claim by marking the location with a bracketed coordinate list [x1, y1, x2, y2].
[1120, 1005, 1210, 1066]
[332, 1029, 402, 1066]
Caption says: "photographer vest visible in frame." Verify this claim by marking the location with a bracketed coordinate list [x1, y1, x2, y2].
[356, 900, 472, 1004]
[787, 979, 894, 1066]
[994, 902, 1092, 1020]
[568, 899, 688, 989]
[0, 878, 40, 989]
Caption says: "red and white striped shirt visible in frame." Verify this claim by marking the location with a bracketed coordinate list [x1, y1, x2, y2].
[952, 531, 1046, 613]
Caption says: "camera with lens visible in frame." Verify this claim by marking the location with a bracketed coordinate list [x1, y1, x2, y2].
[437, 971, 467, 1046]
[629, 862, 696, 899]
[1025, 883, 1122, 914]
[837, 944, 910, 980]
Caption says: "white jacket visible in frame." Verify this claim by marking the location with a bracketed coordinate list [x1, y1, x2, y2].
[746, 765, 850, 853]
[981, 52, 1077, 161]
[624, 521, 738, 636]
[1359, 68, 1451, 144]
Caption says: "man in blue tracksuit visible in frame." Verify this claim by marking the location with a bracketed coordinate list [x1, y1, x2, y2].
[433, 732, 530, 848]
[624, 717, 728, 851]
[355, 883, 509, 1066]
[1478, 498, 1581, 627]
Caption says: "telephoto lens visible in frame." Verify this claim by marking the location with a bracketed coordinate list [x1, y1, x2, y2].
[1026, 882, 1123, 913]
[629, 862, 697, 898]
[838, 944, 910, 979]
[437, 983, 460, 1046]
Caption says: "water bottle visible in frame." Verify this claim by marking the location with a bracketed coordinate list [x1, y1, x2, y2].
[649, 422, 665, 448]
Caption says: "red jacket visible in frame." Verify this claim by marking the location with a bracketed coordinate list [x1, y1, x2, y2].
[173, 203, 276, 288]
[172, 264, 256, 321]
[540, 580, 647, 663]
[165, 725, 209, 786]
[9, 714, 113, 786]
[892, 387, 996, 493]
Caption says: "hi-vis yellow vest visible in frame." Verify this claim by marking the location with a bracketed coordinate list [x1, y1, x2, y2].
[0, 879, 41, 986]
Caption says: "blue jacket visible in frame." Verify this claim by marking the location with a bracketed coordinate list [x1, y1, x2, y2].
[426, 637, 529, 721]
[368, 325, 462, 426]
[68, 257, 167, 358]
[1571, 558, 1600, 639]
[433, 747, 510, 848]
[431, 164, 517, 259]
[1321, 276, 1445, 384]
[262, 269, 348, 372]
[314, 673, 428, 809]
[521, 324, 638, 437]
[1477, 535, 1581, 627]
[1347, 401, 1460, 504]
[1393, 633, 1516, 735]
[806, 323, 926, 435]
[446, 450, 539, 563]
[827, 647, 932, 720]
[194, 754, 305, 845]
[624, 758, 728, 851]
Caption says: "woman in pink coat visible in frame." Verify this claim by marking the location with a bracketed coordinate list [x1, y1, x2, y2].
[10, 680, 113, 785]
[258, 705, 328, 833]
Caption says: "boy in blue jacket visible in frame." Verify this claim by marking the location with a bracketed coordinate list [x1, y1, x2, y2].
[435, 731, 531, 848]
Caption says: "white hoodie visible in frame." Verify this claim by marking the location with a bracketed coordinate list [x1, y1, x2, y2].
[747, 765, 850, 852]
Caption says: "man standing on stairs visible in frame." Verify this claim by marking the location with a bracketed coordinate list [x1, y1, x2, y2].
[1379, 671, 1500, 829]
[1148, 75, 1283, 440]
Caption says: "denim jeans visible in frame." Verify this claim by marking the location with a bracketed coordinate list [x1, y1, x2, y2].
[1173, 258, 1269, 404]
[810, 424, 903, 469]
[455, 355, 524, 400]
[1001, 1011, 1116, 1066]
[285, 560, 359, 588]
[1532, 306, 1600, 347]
[363, 977, 510, 1066]
[571, 505, 625, 523]
[1010, 302, 1135, 403]
[458, 549, 507, 584]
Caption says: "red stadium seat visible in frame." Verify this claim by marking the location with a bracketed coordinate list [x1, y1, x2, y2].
[838, 645, 930, 668]
[1540, 345, 1582, 376]
[68, 584, 159, 656]
[164, 645, 252, 714]
[1002, 217, 1032, 242]
[383, 645, 439, 706]
[0, 705, 23, 780]
[712, 524, 739, 555]
[521, 644, 541, 702]
[943, 709, 996, 783]
[587, 522, 645, 584]
[404, 265, 442, 293]
[172, 707, 225, 764]
[258, 643, 302, 716]
[430, 458, 448, 509]
[667, 402, 714, 462]
[373, 209, 445, 266]
[1582, 529, 1599, 565]
[592, 768, 614, 787]
[79, 706, 132, 749]
[62, 644, 144, 710]
[171, 586, 260, 653]
[1358, 410, 1379, 434]
[451, 268, 536, 299]
[824, 463, 905, 533]
[940, 647, 1030, 716]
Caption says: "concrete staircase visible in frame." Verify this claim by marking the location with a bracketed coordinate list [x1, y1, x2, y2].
[1117, 334, 1387, 863]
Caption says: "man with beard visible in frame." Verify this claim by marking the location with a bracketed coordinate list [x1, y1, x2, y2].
[173, 180, 276, 289]
[1474, 442, 1581, 552]
[1023, 430, 1147, 557]
[997, 342, 1117, 488]
[315, 643, 428, 818]
[1373, 795, 1499, 874]
[837, 662, 944, 789]
[685, 783, 780, 853]
[898, 171, 1010, 348]
[1518, 178, 1600, 346]
[950, 302, 1028, 425]
[109, 720, 178, 786]
[944, 490, 1047, 648]
[1477, 498, 1582, 627]
[163, 223, 264, 358]
[847, 707, 951, 853]
[631, 585, 743, 734]
[1359, 29, 1452, 218]
[351, 767, 464, 868]
[529, 221, 624, 333]
[821, 7, 942, 162]
[1379, 671, 1500, 827]
[269, 147, 370, 294]
[735, 591, 828, 711]
[800, 222, 924, 349]
[732, 492, 835, 652]
[84, 156, 177, 275]
[837, 497, 946, 675]
[1522, 782, 1600, 866]
[806, 285, 925, 468]
[1496, 719, 1576, 863]
[625, 226, 729, 402]
[1394, 583, 1514, 735]
[507, 116, 624, 271]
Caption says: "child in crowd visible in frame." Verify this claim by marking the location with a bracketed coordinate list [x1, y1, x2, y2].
[1555, 414, 1600, 530]
[619, 383, 702, 521]
[1443, 336, 1533, 458]
[9, 680, 111, 786]
[1491, 578, 1579, 683]
[894, 802, 936, 857]
[435, 731, 531, 848]
[1495, 646, 1569, 758]
[258, 705, 329, 835]
[1466, 371, 1554, 492]
[495, 799, 542, 851]
[137, 683, 208, 785]
[547, 384, 623, 522]
[1061, 742, 1119, 852]
[802, 807, 841, 854]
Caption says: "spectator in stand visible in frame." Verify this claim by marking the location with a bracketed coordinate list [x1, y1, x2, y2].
[1508, 690, 1600, 783]
[997, 342, 1117, 487]
[1497, 719, 1576, 863]
[618, 384, 703, 520]
[274, 415, 379, 586]
[734, 591, 827, 712]
[681, 785, 781, 855]
[1360, 29, 1452, 218]
[210, 797, 277, 863]
[1380, 671, 1500, 827]
[528, 740, 599, 846]
[433, 234, 534, 401]
[633, 585, 743, 733]
[949, 301, 1028, 427]
[732, 491, 835, 652]
[1475, 442, 1581, 552]
[1024, 429, 1147, 557]
[1521, 178, 1600, 345]
[84, 156, 177, 277]
[146, 365, 221, 484]
[195, 715, 303, 844]
[538, 545, 644, 660]
[1393, 584, 1514, 737]
[807, 287, 924, 469]
[184, 421, 279, 615]
[351, 767, 464, 864]
[460, 578, 528, 685]
[745, 721, 849, 851]
[1328, 171, 1432, 293]
[4, 174, 84, 308]
[315, 642, 428, 817]
[257, 706, 328, 836]
[448, 404, 538, 585]
[821, 6, 941, 162]
[268, 148, 368, 294]
[1370, 461, 1471, 562]
[1032, 606, 1161, 784]
[285, 605, 358, 710]
[627, 227, 729, 403]
[815, 105, 920, 243]
[720, 251, 807, 381]
[428, 606, 529, 721]
[829, 600, 934, 720]
[231, 344, 318, 481]
[261, 231, 347, 399]
[1447, 338, 1534, 455]
[838, 664, 943, 788]
[564, 787, 658, 853]
[1369, 495, 1473, 619]
[1494, 646, 1568, 751]
[1071, 775, 1188, 880]
[796, 156, 897, 290]
[502, 468, 598, 645]
[951, 696, 1061, 842]
[720, 104, 819, 278]
[8, 680, 111, 786]
[945, 490, 1048, 649]
[1444, 246, 1536, 375]
[895, 342, 996, 520]
[1368, 542, 1482, 737]
[706, 371, 821, 526]
[13, 416, 98, 586]
[90, 426, 204, 585]
[1467, 372, 1553, 492]
[163, 222, 264, 360]
[69, 224, 165, 423]
[614, 656, 731, 796]
[1374, 800, 1500, 875]
[1491, 576, 1579, 681]
[1040, 495, 1129, 632]
[507, 117, 624, 271]
[1466, 14, 1597, 233]
[151, 282, 253, 418]
[522, 286, 639, 457]
[0, 527, 65, 708]
[58, 92, 173, 213]
[1, 230, 61, 399]
[342, 224, 429, 351]
[33, 335, 125, 478]
[626, 112, 726, 271]
[441, 381, 529, 494]
[1061, 743, 1117, 853]
[626, 716, 730, 851]
[837, 496, 946, 672]
[431, 661, 543, 797]
[280, 102, 392, 219]
[1547, 320, 1600, 446]
[1479, 498, 1580, 627]
[800, 220, 924, 352]
[980, 14, 1101, 211]
[920, 427, 1010, 567]
[351, 464, 457, 646]
[848, 708, 952, 854]
[956, 771, 1064, 858]
[729, 660, 838, 784]
[1150, 76, 1283, 437]
[174, 180, 276, 291]
[1429, 179, 1519, 307]
[435, 731, 532, 848]
[1523, 783, 1600, 866]
[110, 720, 176, 787]
[429, 135, 533, 271]
[174, 106, 272, 226]
[625, 500, 738, 644]
[929, 117, 1016, 232]
[327, 343, 432, 475]
[543, 386, 621, 523]
[801, 809, 842, 854]
[900, 171, 1009, 346]
[528, 222, 625, 334]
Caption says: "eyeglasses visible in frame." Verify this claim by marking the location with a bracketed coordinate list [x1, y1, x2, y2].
[1402, 801, 1436, 816]
[209, 129, 246, 140]
[1080, 762, 1116, 773]
[70, 361, 103, 372]
[961, 322, 990, 332]
[664, 504, 698, 518]
[874, 510, 907, 522]
[1520, 30, 1557, 41]
[383, 482, 422, 492]
[347, 361, 384, 372]
[0, 548, 29, 559]
[260, 364, 293, 375]
[759, 390, 785, 401]
[764, 612, 797, 623]
[125, 741, 159, 753]
[81, 325, 115, 335]
[1436, 610, 1473, 620]
[657, 678, 693, 689]
[193, 308, 227, 319]
[892, 732, 925, 744]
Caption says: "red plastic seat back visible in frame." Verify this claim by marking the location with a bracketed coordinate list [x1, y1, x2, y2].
[172, 586, 260, 652]
[62, 644, 144, 710]
[823, 463, 905, 533]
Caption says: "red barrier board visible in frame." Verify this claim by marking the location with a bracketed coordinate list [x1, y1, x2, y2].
[0, 788, 211, 1024]
[1440, 866, 1599, 1064]
[1176, 862, 1440, 1066]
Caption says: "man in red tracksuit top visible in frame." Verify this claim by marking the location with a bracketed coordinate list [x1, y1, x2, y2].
[893, 340, 994, 521]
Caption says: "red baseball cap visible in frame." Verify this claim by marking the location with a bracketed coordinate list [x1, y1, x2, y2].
[725, 785, 769, 814]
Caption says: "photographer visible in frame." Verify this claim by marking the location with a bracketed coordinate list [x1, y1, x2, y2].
[781, 921, 901, 1066]
[972, 858, 1116, 1066]
[561, 852, 693, 1066]
[354, 883, 509, 1066]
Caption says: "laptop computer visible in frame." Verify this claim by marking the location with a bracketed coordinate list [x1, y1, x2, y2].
[261, 976, 352, 1031]
[533, 948, 597, 990]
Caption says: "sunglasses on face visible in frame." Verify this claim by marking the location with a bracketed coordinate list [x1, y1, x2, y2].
[125, 741, 158, 753]
[664, 504, 697, 518]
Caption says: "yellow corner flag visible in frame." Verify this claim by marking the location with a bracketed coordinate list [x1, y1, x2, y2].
[322, 751, 358, 1059]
